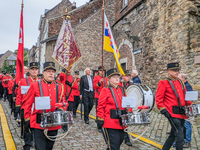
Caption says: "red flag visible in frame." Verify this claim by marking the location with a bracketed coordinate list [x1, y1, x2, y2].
[52, 20, 81, 70]
[16, 6, 24, 84]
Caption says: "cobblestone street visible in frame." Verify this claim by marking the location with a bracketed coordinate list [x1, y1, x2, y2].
[1, 100, 200, 150]
[0, 100, 159, 150]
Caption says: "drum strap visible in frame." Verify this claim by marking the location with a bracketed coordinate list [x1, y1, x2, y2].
[109, 85, 120, 109]
[55, 81, 59, 103]
[38, 79, 46, 113]
[109, 85, 125, 127]
[26, 77, 29, 86]
[38, 79, 43, 97]
[166, 78, 185, 107]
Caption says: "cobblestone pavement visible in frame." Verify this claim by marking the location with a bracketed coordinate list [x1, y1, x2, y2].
[0, 100, 159, 150]
[1, 99, 200, 150]
[78, 102, 200, 150]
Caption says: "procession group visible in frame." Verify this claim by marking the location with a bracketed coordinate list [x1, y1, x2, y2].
[0, 61, 194, 150]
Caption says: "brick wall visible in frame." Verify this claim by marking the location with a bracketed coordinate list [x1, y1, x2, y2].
[115, 0, 141, 23]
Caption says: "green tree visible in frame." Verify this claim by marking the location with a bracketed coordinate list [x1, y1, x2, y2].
[14, 50, 29, 66]
[1, 57, 7, 71]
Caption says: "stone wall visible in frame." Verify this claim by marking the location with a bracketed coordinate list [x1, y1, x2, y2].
[113, 0, 200, 94]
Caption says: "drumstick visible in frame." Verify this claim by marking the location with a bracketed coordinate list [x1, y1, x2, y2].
[168, 117, 178, 133]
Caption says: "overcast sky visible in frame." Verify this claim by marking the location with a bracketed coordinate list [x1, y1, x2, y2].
[0, 0, 89, 54]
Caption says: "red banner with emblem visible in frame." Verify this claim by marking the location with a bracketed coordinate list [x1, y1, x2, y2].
[52, 20, 81, 70]
[16, 6, 24, 84]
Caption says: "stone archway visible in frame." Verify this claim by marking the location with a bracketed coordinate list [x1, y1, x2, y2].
[114, 39, 136, 70]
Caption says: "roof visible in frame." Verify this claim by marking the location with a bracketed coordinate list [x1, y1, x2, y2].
[5, 54, 17, 61]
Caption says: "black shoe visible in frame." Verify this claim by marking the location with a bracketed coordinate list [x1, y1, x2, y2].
[85, 120, 89, 124]
[98, 129, 102, 133]
[17, 122, 20, 127]
[30, 141, 34, 147]
[20, 135, 23, 139]
[73, 115, 76, 118]
[125, 141, 132, 146]
[183, 142, 191, 148]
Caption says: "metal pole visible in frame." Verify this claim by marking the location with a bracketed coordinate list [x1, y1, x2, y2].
[102, 0, 104, 82]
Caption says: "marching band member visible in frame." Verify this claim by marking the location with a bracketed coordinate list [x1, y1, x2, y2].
[2, 71, 11, 102]
[93, 66, 108, 131]
[155, 62, 192, 150]
[73, 71, 80, 118]
[59, 67, 78, 110]
[15, 62, 39, 149]
[0, 71, 4, 99]
[24, 62, 67, 150]
[97, 68, 128, 150]
[118, 70, 132, 146]
[8, 74, 15, 108]
[59, 67, 78, 132]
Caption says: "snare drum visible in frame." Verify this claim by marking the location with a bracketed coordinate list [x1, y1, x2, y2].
[185, 104, 200, 116]
[126, 85, 155, 113]
[40, 111, 74, 128]
[121, 112, 150, 126]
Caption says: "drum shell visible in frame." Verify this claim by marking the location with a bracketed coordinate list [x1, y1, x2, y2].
[185, 104, 200, 116]
[42, 111, 73, 128]
[121, 112, 150, 126]
[126, 84, 155, 113]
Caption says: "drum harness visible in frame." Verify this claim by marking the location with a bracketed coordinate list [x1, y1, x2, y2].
[109, 85, 150, 142]
[38, 79, 72, 141]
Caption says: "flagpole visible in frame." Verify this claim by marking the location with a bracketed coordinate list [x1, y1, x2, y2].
[20, 0, 24, 80]
[102, 0, 104, 82]
[64, 8, 70, 96]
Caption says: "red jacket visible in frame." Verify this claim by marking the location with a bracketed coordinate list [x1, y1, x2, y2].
[24, 79, 67, 131]
[155, 79, 192, 119]
[97, 85, 127, 129]
[16, 77, 39, 109]
[73, 78, 80, 96]
[8, 79, 15, 94]
[93, 75, 108, 98]
[0, 75, 3, 81]
[118, 81, 129, 88]
[59, 73, 78, 102]
[2, 76, 11, 87]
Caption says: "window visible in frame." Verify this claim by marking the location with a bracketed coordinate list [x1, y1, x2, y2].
[121, 63, 126, 71]
[123, 0, 128, 8]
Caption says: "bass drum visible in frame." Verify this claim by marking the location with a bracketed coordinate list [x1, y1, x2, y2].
[126, 84, 155, 113]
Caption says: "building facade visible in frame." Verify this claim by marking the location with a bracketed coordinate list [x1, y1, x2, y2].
[35, 0, 200, 94]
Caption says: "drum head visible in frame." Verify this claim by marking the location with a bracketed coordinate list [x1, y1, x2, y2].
[126, 85, 144, 113]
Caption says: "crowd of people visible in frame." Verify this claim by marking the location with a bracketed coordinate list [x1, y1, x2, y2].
[0, 61, 194, 150]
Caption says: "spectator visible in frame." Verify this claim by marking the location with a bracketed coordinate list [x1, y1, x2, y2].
[131, 70, 141, 84]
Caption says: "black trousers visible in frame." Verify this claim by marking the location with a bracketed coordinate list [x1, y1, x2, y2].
[95, 98, 101, 129]
[73, 96, 80, 115]
[124, 132, 130, 142]
[3, 87, 8, 101]
[8, 94, 12, 107]
[34, 129, 58, 150]
[0, 81, 3, 97]
[83, 91, 94, 122]
[105, 128, 125, 150]
[67, 101, 74, 111]
[162, 117, 185, 150]
[21, 109, 25, 136]
[21, 109, 33, 150]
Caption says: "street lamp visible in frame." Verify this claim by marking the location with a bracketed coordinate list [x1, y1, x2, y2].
[122, 18, 139, 48]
